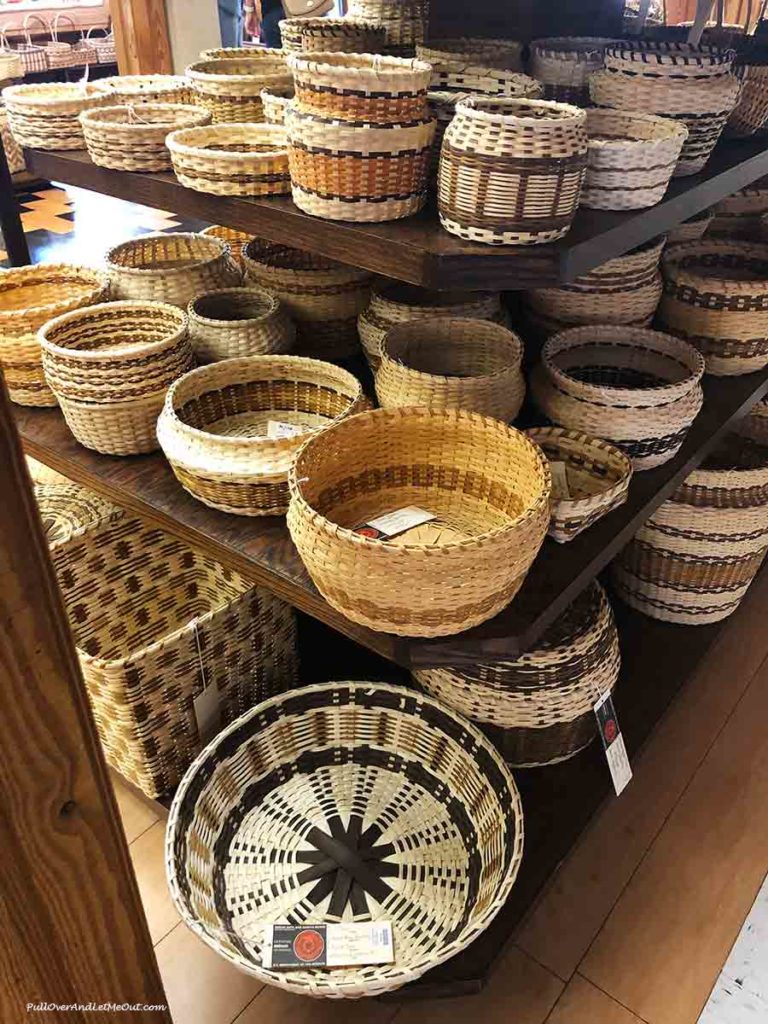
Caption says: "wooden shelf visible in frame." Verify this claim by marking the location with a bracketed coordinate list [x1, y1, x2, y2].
[23, 136, 768, 290]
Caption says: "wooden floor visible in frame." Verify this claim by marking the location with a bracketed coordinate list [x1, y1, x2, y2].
[111, 563, 768, 1024]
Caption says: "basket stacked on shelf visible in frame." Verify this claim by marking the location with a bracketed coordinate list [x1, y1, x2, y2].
[3, 81, 105, 150]
[530, 36, 615, 105]
[708, 182, 768, 240]
[417, 37, 524, 71]
[80, 104, 211, 172]
[186, 56, 292, 123]
[200, 224, 252, 269]
[34, 479, 120, 549]
[91, 74, 193, 106]
[728, 64, 768, 137]
[187, 287, 294, 362]
[167, 122, 290, 197]
[14, 15, 47, 74]
[281, 17, 386, 54]
[347, 0, 429, 56]
[260, 84, 294, 123]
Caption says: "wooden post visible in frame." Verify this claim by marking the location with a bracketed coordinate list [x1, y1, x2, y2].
[111, 0, 174, 75]
[0, 374, 170, 1024]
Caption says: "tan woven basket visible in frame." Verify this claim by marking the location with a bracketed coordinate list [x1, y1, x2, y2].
[200, 46, 287, 62]
[91, 75, 192, 106]
[2, 81, 104, 149]
[0, 332, 57, 407]
[603, 41, 735, 79]
[52, 513, 298, 797]
[285, 106, 434, 222]
[260, 84, 294, 123]
[709, 184, 768, 241]
[376, 318, 525, 421]
[418, 54, 538, 97]
[243, 239, 372, 360]
[414, 581, 620, 766]
[187, 287, 294, 362]
[287, 406, 551, 636]
[200, 224, 252, 269]
[736, 396, 768, 444]
[167, 122, 290, 196]
[530, 37, 615, 105]
[347, 0, 428, 55]
[288, 52, 431, 124]
[107, 233, 242, 308]
[659, 240, 768, 376]
[186, 58, 292, 123]
[439, 96, 588, 245]
[417, 37, 524, 72]
[728, 65, 768, 137]
[80, 103, 211, 172]
[667, 207, 713, 243]
[526, 426, 632, 542]
[277, 19, 305, 54]
[0, 106, 25, 175]
[290, 17, 386, 54]
[34, 480, 120, 548]
[531, 325, 705, 470]
[157, 356, 368, 516]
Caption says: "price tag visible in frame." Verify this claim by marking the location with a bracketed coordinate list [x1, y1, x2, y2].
[594, 691, 632, 796]
[549, 461, 571, 500]
[267, 420, 306, 440]
[264, 922, 394, 969]
[353, 506, 436, 540]
[193, 682, 221, 744]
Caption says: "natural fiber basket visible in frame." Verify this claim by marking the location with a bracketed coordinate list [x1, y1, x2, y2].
[347, 0, 429, 55]
[288, 406, 551, 636]
[2, 81, 104, 149]
[439, 95, 588, 245]
[376, 318, 525, 421]
[157, 355, 368, 516]
[658, 240, 768, 376]
[0, 105, 24, 175]
[414, 582, 620, 766]
[200, 46, 287, 62]
[358, 282, 504, 370]
[243, 239, 372, 360]
[186, 58, 292, 123]
[167, 122, 290, 196]
[167, 679, 523, 996]
[291, 17, 386, 54]
[417, 37, 524, 71]
[200, 225, 252, 269]
[260, 84, 294, 123]
[107, 233, 242, 308]
[277, 18, 305, 54]
[526, 427, 633, 542]
[531, 325, 705, 471]
[55, 392, 175, 456]
[0, 332, 58, 407]
[53, 513, 298, 797]
[419, 54, 538, 97]
[0, 31, 23, 80]
[288, 52, 431, 124]
[80, 103, 211, 172]
[603, 40, 734, 77]
[709, 184, 768, 241]
[728, 65, 768, 137]
[667, 207, 712, 243]
[530, 36, 615, 105]
[736, 396, 768, 444]
[187, 288, 294, 362]
[285, 106, 434, 222]
[91, 74, 192, 106]
[15, 15, 48, 74]
[34, 480, 120, 548]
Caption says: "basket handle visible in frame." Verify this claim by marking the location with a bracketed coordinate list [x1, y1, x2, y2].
[22, 13, 50, 44]
[85, 26, 110, 41]
[52, 13, 77, 42]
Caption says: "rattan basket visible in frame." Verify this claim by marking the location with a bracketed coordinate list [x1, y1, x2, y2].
[200, 46, 287, 62]
[530, 36, 616, 105]
[2, 81, 104, 149]
[667, 207, 712, 243]
[658, 240, 768, 376]
[709, 184, 768, 241]
[243, 239, 372, 360]
[291, 17, 386, 53]
[376, 318, 525, 421]
[288, 406, 551, 636]
[604, 40, 734, 77]
[417, 37, 524, 71]
[347, 0, 428, 55]
[526, 426, 633, 542]
[188, 288, 294, 362]
[277, 18, 305, 54]
[186, 58, 292, 123]
[0, 32, 23, 80]
[728, 64, 768, 137]
[420, 55, 538, 97]
[0, 105, 24, 175]
[167, 122, 290, 196]
[439, 96, 588, 245]
[80, 103, 211, 172]
[91, 74, 192, 106]
[531, 325, 705, 471]
[414, 582, 620, 766]
[34, 480, 120, 548]
[285, 106, 434, 222]
[157, 355, 368, 516]
[107, 233, 242, 308]
[167, 679, 523, 996]
[52, 513, 298, 797]
[200, 225, 252, 269]
[0, 332, 58, 407]
[260, 84, 294, 123]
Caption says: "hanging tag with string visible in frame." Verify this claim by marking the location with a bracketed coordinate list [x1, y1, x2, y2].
[192, 622, 221, 744]
[593, 689, 632, 796]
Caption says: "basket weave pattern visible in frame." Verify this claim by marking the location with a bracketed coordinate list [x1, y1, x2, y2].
[530, 36, 615, 105]
[34, 480, 120, 549]
[347, 0, 429, 55]
[167, 122, 290, 196]
[187, 58, 292, 123]
[188, 288, 294, 362]
[290, 17, 386, 54]
[81, 103, 211, 172]
[3, 81, 105, 150]
[91, 74, 192, 106]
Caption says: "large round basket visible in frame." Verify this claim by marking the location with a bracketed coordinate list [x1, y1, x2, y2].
[187, 288, 294, 362]
[167, 122, 290, 196]
[157, 355, 368, 516]
[287, 406, 551, 636]
[2, 81, 104, 149]
[166, 680, 524, 996]
[529, 36, 615, 105]
[531, 325, 705, 471]
[186, 58, 292, 123]
[80, 103, 211, 172]
[414, 582, 620, 766]
[376, 318, 525, 421]
[658, 240, 768, 376]
[34, 479, 120, 548]
[90, 74, 192, 105]
[417, 37, 524, 71]
[292, 17, 386, 53]
[346, 0, 429, 55]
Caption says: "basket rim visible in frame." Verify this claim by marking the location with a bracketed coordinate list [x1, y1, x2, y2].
[79, 102, 208, 130]
[243, 237, 370, 281]
[662, 238, 768, 287]
[106, 232, 231, 278]
[454, 94, 586, 125]
[0, 263, 108, 323]
[188, 286, 280, 326]
[185, 57, 291, 83]
[526, 425, 633, 513]
[166, 121, 288, 159]
[379, 316, 523, 381]
[530, 35, 617, 57]
[297, 16, 386, 31]
[284, 103, 436, 133]
[585, 107, 689, 145]
[287, 50, 432, 76]
[39, 299, 188, 362]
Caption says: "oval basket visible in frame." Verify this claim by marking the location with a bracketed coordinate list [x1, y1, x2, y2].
[2, 81, 104, 149]
[186, 58, 292, 123]
[80, 103, 211, 172]
[188, 287, 294, 362]
[260, 84, 294, 124]
[167, 122, 290, 196]
[417, 37, 524, 71]
[167, 680, 524, 996]
[423, 58, 540, 97]
[199, 224, 253, 269]
[376, 317, 525, 421]
[294, 17, 386, 53]
[414, 582, 620, 766]
[157, 356, 369, 516]
[287, 406, 551, 636]
[90, 74, 192, 105]
[347, 0, 428, 55]
[529, 37, 616, 105]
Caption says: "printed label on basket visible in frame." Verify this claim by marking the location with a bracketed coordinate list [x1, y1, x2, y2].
[267, 420, 307, 440]
[353, 506, 436, 540]
[194, 682, 221, 745]
[549, 461, 571, 500]
[594, 691, 632, 796]
[264, 922, 394, 970]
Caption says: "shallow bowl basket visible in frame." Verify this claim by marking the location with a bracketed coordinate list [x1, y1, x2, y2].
[80, 103, 211, 172]
[167, 122, 290, 196]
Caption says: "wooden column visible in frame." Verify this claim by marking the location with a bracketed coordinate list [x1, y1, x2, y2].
[111, 0, 173, 74]
[0, 374, 170, 1024]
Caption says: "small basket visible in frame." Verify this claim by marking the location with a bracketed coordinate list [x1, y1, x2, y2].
[277, 19, 306, 54]
[186, 58, 292, 123]
[414, 582, 620, 766]
[91, 74, 192, 105]
[107, 232, 242, 308]
[417, 37, 524, 71]
[34, 480, 120, 548]
[530, 36, 615, 105]
[200, 224, 252, 269]
[260, 84, 294, 123]
[2, 81, 104, 150]
[376, 318, 525, 421]
[288, 406, 551, 637]
[243, 239, 372, 360]
[45, 13, 79, 70]
[526, 426, 633, 542]
[15, 15, 49, 74]
[667, 207, 713, 243]
[90, 27, 117, 64]
[167, 122, 290, 197]
[531, 325, 705, 471]
[0, 31, 23, 79]
[187, 287, 294, 362]
[53, 513, 298, 797]
[167, 680, 523, 996]
[346, 0, 428, 54]
[80, 103, 211, 172]
[292, 17, 386, 53]
[157, 355, 368, 516]
[72, 26, 98, 67]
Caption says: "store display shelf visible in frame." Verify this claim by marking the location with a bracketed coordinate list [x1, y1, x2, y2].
[23, 136, 768, 290]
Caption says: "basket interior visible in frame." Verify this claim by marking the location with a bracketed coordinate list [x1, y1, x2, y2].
[193, 58, 286, 77]
[380, 283, 492, 310]
[552, 342, 693, 389]
[0, 273, 100, 313]
[534, 435, 627, 499]
[109, 235, 223, 272]
[469, 98, 577, 120]
[385, 321, 517, 378]
[45, 306, 183, 353]
[192, 290, 276, 323]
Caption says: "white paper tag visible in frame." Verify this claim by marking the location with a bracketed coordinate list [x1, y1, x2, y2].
[354, 506, 436, 540]
[594, 691, 632, 796]
[194, 683, 221, 745]
[264, 922, 394, 969]
[549, 461, 571, 500]
[267, 420, 306, 440]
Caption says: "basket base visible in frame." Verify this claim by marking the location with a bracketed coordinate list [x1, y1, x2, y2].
[438, 211, 572, 247]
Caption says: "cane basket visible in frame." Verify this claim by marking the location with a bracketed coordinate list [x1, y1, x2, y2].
[417, 38, 524, 71]
[188, 288, 294, 362]
[602, 41, 735, 79]
[166, 680, 523, 996]
[15, 15, 48, 74]
[261, 84, 294, 123]
[200, 225, 252, 269]
[186, 58, 292, 123]
[346, 0, 429, 55]
[167, 122, 290, 196]
[277, 18, 306, 54]
[420, 56, 538, 98]
[80, 103, 211, 172]
[91, 75, 192, 106]
[0, 105, 24, 175]
[293, 17, 386, 54]
[34, 480, 120, 548]
[2, 81, 104, 149]
[530, 36, 615, 105]
[709, 184, 768, 241]
[0, 33, 23, 80]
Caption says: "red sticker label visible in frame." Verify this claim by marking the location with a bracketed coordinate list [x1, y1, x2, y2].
[293, 929, 325, 963]
[603, 718, 618, 744]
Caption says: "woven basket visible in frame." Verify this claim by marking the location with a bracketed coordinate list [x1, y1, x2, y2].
[667, 207, 712, 243]
[288, 406, 551, 636]
[288, 52, 431, 124]
[167, 122, 290, 197]
[415, 582, 620, 766]
[199, 225, 252, 269]
[526, 427, 632, 542]
[243, 239, 372, 360]
[358, 282, 504, 370]
[291, 17, 386, 54]
[736, 396, 768, 444]
[260, 84, 294, 123]
[53, 513, 297, 797]
[0, 332, 58, 407]
[603, 41, 735, 79]
[200, 46, 287, 62]
[107, 233, 242, 308]
[347, 0, 428, 55]
[167, 679, 522, 996]
[658, 240, 768, 376]
[277, 19, 306, 54]
[187, 288, 294, 362]
[418, 52, 537, 96]
[45, 13, 78, 70]
[2, 81, 103, 150]
[90, 28, 116, 64]
[186, 58, 292, 123]
[80, 103, 211, 172]
[15, 15, 48, 74]
[530, 37, 616, 105]
[158, 355, 367, 516]
[0, 105, 24, 175]
[91, 74, 192, 106]
[611, 429, 768, 625]
[0, 33, 23, 80]
[376, 318, 525, 421]
[709, 184, 768, 241]
[417, 37, 524, 71]
[439, 95, 587, 246]
[35, 480, 120, 548]
[285, 106, 434, 223]
[728, 64, 768, 137]
[531, 325, 705, 471]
